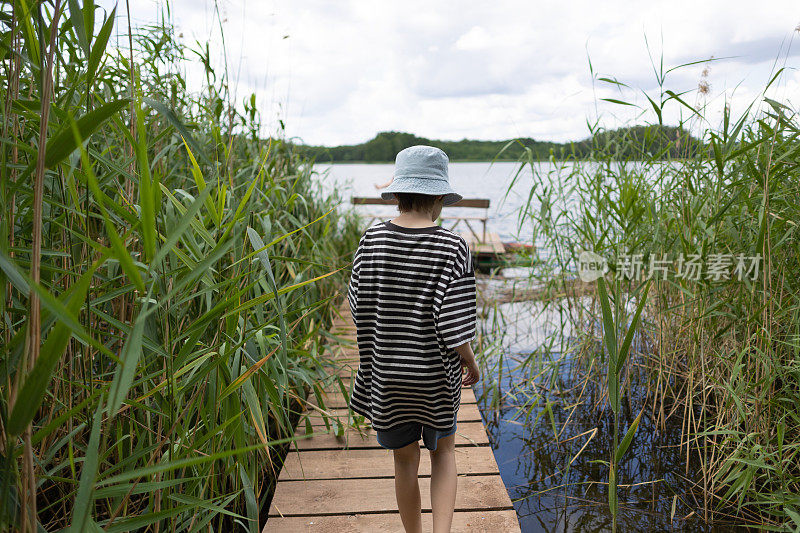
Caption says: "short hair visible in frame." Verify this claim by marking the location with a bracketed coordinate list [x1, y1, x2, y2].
[394, 192, 439, 214]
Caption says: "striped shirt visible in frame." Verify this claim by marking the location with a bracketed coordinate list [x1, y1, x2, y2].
[346, 220, 477, 431]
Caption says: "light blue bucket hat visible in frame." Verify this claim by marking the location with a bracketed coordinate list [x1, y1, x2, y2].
[380, 145, 463, 206]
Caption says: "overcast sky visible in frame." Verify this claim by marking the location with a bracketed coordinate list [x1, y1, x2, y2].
[112, 1, 800, 146]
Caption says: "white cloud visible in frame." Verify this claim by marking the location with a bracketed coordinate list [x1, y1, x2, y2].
[108, 0, 800, 145]
[454, 26, 492, 50]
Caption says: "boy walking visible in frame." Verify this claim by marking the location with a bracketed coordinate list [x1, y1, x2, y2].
[347, 145, 481, 533]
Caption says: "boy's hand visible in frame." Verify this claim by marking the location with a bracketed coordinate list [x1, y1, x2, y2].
[461, 355, 480, 387]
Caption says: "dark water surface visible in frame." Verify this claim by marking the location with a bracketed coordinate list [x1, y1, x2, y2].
[469, 294, 745, 532]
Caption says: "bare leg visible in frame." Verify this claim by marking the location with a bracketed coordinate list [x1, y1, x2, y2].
[429, 432, 457, 533]
[393, 440, 422, 533]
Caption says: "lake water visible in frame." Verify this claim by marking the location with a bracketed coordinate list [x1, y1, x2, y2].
[313, 161, 544, 245]
[471, 298, 729, 532]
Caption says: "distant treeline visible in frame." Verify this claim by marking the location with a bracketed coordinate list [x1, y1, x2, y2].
[289, 125, 703, 162]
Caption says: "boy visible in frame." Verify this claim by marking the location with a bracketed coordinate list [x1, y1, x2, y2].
[347, 145, 481, 533]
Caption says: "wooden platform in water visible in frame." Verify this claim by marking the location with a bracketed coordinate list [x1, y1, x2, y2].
[457, 230, 506, 256]
[263, 298, 519, 533]
[349, 197, 507, 258]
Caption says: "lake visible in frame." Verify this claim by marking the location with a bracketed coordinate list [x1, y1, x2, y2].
[472, 298, 720, 532]
[313, 161, 544, 245]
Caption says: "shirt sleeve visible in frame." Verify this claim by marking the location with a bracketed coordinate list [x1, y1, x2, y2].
[434, 238, 477, 350]
[347, 232, 366, 323]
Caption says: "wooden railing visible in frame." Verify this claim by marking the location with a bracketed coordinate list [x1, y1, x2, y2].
[351, 196, 490, 242]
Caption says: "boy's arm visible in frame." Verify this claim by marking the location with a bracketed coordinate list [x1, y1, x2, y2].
[454, 341, 480, 386]
[444, 238, 479, 386]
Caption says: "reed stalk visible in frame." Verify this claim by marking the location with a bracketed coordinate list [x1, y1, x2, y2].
[496, 45, 800, 529]
[0, 1, 363, 529]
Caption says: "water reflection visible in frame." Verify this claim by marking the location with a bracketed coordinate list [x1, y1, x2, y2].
[473, 288, 746, 532]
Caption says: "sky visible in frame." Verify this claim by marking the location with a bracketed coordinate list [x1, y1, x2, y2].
[107, 0, 800, 146]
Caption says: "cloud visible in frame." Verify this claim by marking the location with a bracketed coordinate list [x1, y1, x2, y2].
[454, 26, 492, 50]
[673, 35, 800, 66]
[109, 0, 800, 146]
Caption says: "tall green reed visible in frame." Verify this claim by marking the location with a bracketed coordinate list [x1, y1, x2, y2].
[499, 44, 800, 529]
[0, 1, 361, 530]
[596, 276, 649, 531]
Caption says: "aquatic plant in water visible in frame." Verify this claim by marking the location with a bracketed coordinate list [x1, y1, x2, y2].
[488, 40, 800, 530]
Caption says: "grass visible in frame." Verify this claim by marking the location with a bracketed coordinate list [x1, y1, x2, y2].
[488, 45, 800, 530]
[0, 1, 362, 530]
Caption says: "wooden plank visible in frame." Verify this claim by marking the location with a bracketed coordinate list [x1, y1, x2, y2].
[328, 340, 358, 349]
[319, 366, 359, 381]
[329, 337, 357, 345]
[440, 215, 491, 221]
[295, 411, 370, 428]
[458, 231, 506, 255]
[279, 446, 499, 480]
[268, 475, 514, 516]
[316, 382, 477, 408]
[307, 384, 478, 409]
[329, 331, 356, 338]
[329, 334, 356, 341]
[327, 348, 358, 358]
[293, 420, 490, 449]
[300, 402, 483, 424]
[329, 355, 359, 364]
[264, 509, 520, 532]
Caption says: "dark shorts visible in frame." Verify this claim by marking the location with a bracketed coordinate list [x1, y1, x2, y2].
[376, 420, 457, 451]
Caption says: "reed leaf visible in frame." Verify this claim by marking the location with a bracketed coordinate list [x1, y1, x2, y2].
[616, 279, 651, 375]
[69, 401, 103, 533]
[614, 409, 644, 464]
[7, 260, 98, 436]
[106, 299, 148, 417]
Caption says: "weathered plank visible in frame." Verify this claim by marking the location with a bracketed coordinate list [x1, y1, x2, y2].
[293, 420, 490, 449]
[307, 383, 478, 409]
[457, 230, 506, 255]
[319, 364, 358, 377]
[263, 509, 520, 532]
[268, 475, 514, 516]
[279, 446, 499, 480]
[300, 402, 483, 424]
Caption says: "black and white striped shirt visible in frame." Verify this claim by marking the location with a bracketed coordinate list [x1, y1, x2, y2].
[346, 220, 477, 431]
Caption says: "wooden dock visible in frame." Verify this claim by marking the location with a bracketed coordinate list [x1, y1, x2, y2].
[264, 298, 519, 533]
[457, 230, 505, 256]
[351, 197, 507, 256]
